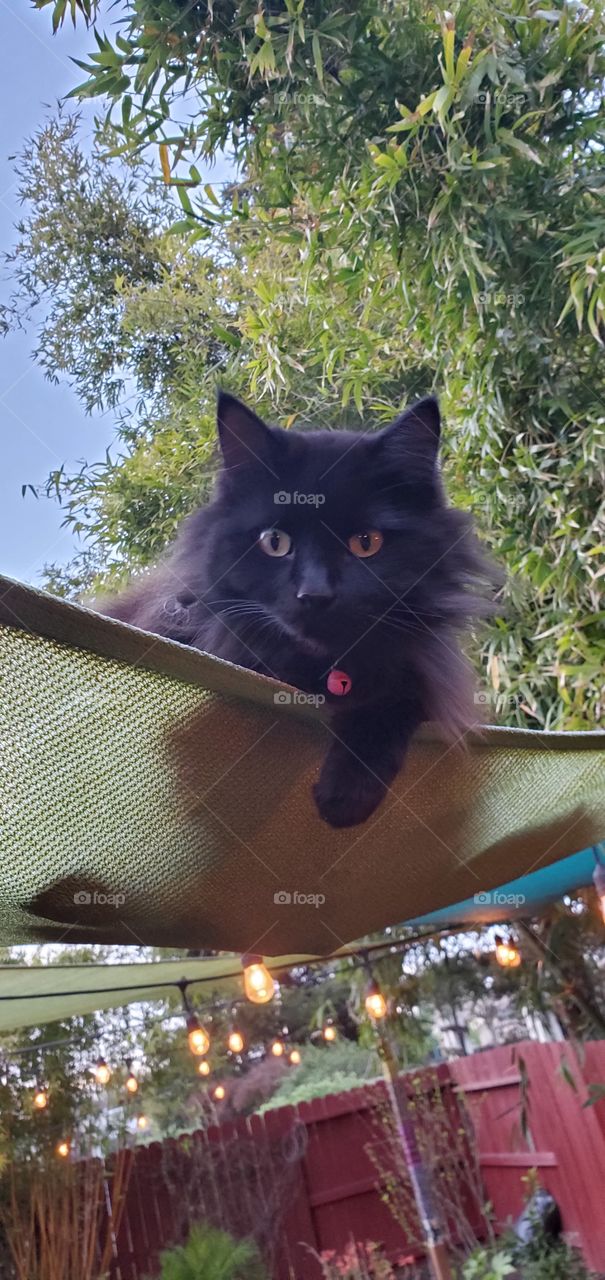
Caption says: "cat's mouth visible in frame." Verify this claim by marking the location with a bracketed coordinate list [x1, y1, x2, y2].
[288, 626, 331, 657]
[272, 609, 332, 657]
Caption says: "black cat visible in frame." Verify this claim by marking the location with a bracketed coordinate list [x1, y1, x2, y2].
[100, 392, 495, 828]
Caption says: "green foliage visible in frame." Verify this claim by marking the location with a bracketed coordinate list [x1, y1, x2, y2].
[3, 113, 169, 415]
[462, 1248, 515, 1280]
[157, 1224, 266, 1280]
[259, 1041, 380, 1111]
[516, 1242, 596, 1280]
[463, 1212, 598, 1279]
[34, 0, 99, 33]
[513, 1213, 597, 1280]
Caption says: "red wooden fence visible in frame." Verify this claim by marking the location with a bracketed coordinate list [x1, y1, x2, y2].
[108, 1041, 605, 1279]
[451, 1040, 605, 1272]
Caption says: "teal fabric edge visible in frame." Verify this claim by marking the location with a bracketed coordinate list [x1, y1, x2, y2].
[408, 844, 605, 927]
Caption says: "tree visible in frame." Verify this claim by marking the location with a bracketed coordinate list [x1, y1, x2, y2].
[22, 0, 605, 729]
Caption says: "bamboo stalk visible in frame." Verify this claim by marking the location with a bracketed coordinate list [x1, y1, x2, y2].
[0, 1148, 133, 1280]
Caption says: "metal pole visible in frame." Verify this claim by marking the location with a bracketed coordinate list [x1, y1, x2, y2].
[362, 953, 453, 1280]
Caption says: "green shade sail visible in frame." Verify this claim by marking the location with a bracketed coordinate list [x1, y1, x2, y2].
[1, 574, 604, 959]
[0, 954, 316, 1033]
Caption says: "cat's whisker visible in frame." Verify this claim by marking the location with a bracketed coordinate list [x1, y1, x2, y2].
[368, 614, 428, 637]
[380, 600, 449, 620]
[218, 603, 286, 636]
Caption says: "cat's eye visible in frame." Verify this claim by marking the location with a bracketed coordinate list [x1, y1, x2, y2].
[348, 530, 384, 558]
[258, 528, 292, 558]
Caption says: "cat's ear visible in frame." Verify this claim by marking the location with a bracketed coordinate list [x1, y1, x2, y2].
[378, 396, 441, 476]
[216, 392, 276, 474]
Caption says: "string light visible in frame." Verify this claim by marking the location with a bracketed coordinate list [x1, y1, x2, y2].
[125, 1062, 139, 1094]
[187, 1016, 210, 1056]
[93, 1057, 111, 1086]
[593, 853, 605, 924]
[228, 1030, 244, 1054]
[33, 1084, 48, 1110]
[242, 954, 275, 1004]
[18, 925, 539, 1146]
[494, 934, 522, 969]
[178, 982, 210, 1056]
[365, 981, 388, 1020]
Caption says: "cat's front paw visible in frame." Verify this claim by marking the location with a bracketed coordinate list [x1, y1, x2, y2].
[313, 767, 387, 828]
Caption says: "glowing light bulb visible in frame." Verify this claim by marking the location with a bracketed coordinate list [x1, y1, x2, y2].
[494, 934, 521, 969]
[323, 1024, 337, 1042]
[136, 1115, 149, 1131]
[593, 861, 605, 924]
[33, 1087, 48, 1110]
[56, 1139, 70, 1158]
[270, 1038, 284, 1057]
[213, 1084, 226, 1101]
[289, 1049, 301, 1066]
[365, 983, 388, 1020]
[228, 1030, 244, 1054]
[242, 956, 275, 1004]
[198, 1059, 210, 1076]
[125, 1071, 139, 1094]
[94, 1058, 111, 1086]
[187, 1016, 210, 1057]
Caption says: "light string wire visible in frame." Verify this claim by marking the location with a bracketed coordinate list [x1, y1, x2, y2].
[0, 920, 495, 1006]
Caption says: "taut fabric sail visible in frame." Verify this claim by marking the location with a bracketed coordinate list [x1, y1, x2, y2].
[1, 575, 603, 954]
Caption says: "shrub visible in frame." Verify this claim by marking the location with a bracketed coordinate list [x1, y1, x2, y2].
[462, 1247, 516, 1279]
[514, 1224, 596, 1280]
[157, 1224, 267, 1280]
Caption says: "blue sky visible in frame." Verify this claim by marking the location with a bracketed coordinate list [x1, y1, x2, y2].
[0, 2, 114, 585]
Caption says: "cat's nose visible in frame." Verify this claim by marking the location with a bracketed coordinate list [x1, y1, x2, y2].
[296, 587, 334, 610]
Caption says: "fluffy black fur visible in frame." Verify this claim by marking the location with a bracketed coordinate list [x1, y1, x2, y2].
[100, 392, 495, 827]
